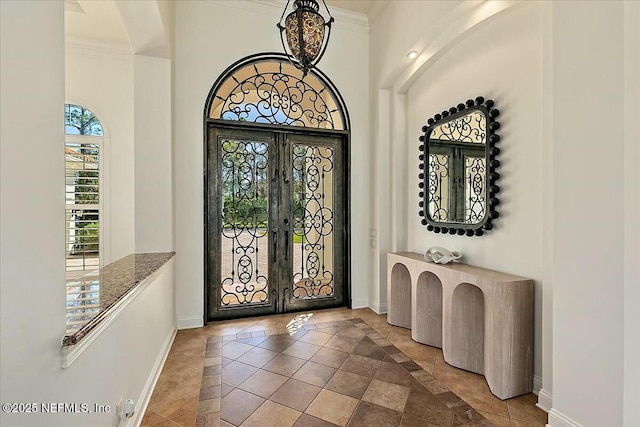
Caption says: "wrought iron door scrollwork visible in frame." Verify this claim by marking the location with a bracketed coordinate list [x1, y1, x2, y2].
[206, 54, 349, 131]
[291, 144, 335, 299]
[220, 139, 270, 306]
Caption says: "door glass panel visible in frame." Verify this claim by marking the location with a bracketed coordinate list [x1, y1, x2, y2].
[291, 144, 335, 300]
[428, 153, 450, 222]
[220, 139, 270, 306]
[464, 155, 486, 224]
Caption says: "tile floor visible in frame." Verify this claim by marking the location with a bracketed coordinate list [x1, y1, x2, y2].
[141, 308, 548, 427]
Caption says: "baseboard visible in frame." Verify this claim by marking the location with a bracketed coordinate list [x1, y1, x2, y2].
[351, 297, 369, 309]
[547, 408, 583, 427]
[537, 388, 553, 413]
[368, 300, 387, 314]
[533, 375, 542, 394]
[177, 315, 204, 329]
[131, 326, 177, 427]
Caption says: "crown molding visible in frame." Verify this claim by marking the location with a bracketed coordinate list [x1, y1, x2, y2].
[367, 0, 389, 27]
[210, 0, 369, 32]
[64, 0, 85, 14]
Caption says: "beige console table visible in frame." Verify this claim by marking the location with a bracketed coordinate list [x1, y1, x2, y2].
[387, 252, 533, 400]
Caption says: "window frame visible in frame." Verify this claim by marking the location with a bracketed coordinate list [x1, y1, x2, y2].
[64, 104, 110, 277]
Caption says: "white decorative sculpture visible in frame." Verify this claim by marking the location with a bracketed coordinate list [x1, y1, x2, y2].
[424, 246, 462, 264]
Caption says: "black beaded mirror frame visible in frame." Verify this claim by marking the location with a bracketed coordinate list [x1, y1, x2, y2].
[418, 96, 501, 237]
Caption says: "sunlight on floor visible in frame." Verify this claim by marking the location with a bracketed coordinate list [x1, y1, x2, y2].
[285, 313, 313, 335]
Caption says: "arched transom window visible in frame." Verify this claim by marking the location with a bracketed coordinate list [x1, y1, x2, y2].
[206, 54, 349, 130]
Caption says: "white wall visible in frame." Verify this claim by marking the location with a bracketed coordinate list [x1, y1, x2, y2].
[134, 54, 174, 253]
[370, 0, 546, 389]
[1, 3, 175, 426]
[66, 43, 135, 263]
[623, 3, 640, 426]
[372, 1, 638, 424]
[173, 0, 370, 328]
[548, 1, 631, 426]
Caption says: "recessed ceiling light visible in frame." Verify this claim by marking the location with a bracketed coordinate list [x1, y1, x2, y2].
[407, 51, 418, 59]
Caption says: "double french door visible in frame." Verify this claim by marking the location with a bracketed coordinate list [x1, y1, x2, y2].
[205, 124, 348, 321]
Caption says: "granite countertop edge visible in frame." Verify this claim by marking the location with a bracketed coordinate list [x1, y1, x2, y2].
[63, 251, 176, 347]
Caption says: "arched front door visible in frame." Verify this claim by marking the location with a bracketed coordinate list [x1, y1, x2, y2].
[204, 54, 351, 321]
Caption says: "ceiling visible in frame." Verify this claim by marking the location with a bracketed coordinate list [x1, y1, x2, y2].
[325, 0, 381, 16]
[64, 0, 382, 48]
[64, 0, 130, 47]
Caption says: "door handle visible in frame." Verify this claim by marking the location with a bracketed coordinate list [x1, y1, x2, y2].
[283, 169, 290, 184]
[272, 231, 277, 263]
[284, 230, 289, 261]
[272, 168, 279, 182]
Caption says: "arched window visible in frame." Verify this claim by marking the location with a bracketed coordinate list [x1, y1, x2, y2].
[205, 53, 350, 130]
[64, 104, 103, 275]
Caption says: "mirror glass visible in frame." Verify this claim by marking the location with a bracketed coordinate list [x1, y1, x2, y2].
[419, 97, 500, 236]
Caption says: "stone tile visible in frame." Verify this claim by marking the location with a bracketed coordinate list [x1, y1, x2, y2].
[141, 410, 183, 427]
[197, 398, 221, 415]
[353, 337, 387, 360]
[340, 354, 382, 378]
[240, 400, 301, 427]
[270, 378, 323, 412]
[221, 341, 254, 359]
[310, 347, 350, 369]
[348, 401, 403, 427]
[452, 403, 491, 426]
[221, 360, 259, 387]
[206, 341, 222, 351]
[292, 361, 338, 387]
[263, 353, 307, 376]
[399, 360, 422, 372]
[299, 330, 334, 346]
[403, 385, 453, 425]
[373, 361, 415, 387]
[221, 384, 234, 398]
[283, 341, 322, 360]
[238, 369, 289, 398]
[293, 414, 340, 427]
[335, 326, 366, 340]
[236, 336, 268, 346]
[150, 389, 199, 426]
[382, 345, 402, 354]
[399, 413, 445, 427]
[200, 385, 221, 400]
[206, 348, 222, 358]
[507, 393, 549, 425]
[236, 346, 279, 368]
[325, 370, 371, 399]
[203, 364, 221, 376]
[258, 335, 296, 352]
[510, 418, 548, 427]
[146, 312, 552, 427]
[438, 391, 463, 408]
[361, 379, 411, 412]
[479, 410, 511, 427]
[220, 388, 264, 426]
[422, 379, 449, 395]
[204, 357, 221, 368]
[195, 412, 221, 427]
[410, 370, 435, 387]
[324, 335, 360, 353]
[306, 389, 359, 427]
[389, 353, 411, 363]
[201, 374, 221, 388]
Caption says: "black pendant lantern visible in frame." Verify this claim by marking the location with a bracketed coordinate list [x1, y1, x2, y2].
[277, 0, 334, 76]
